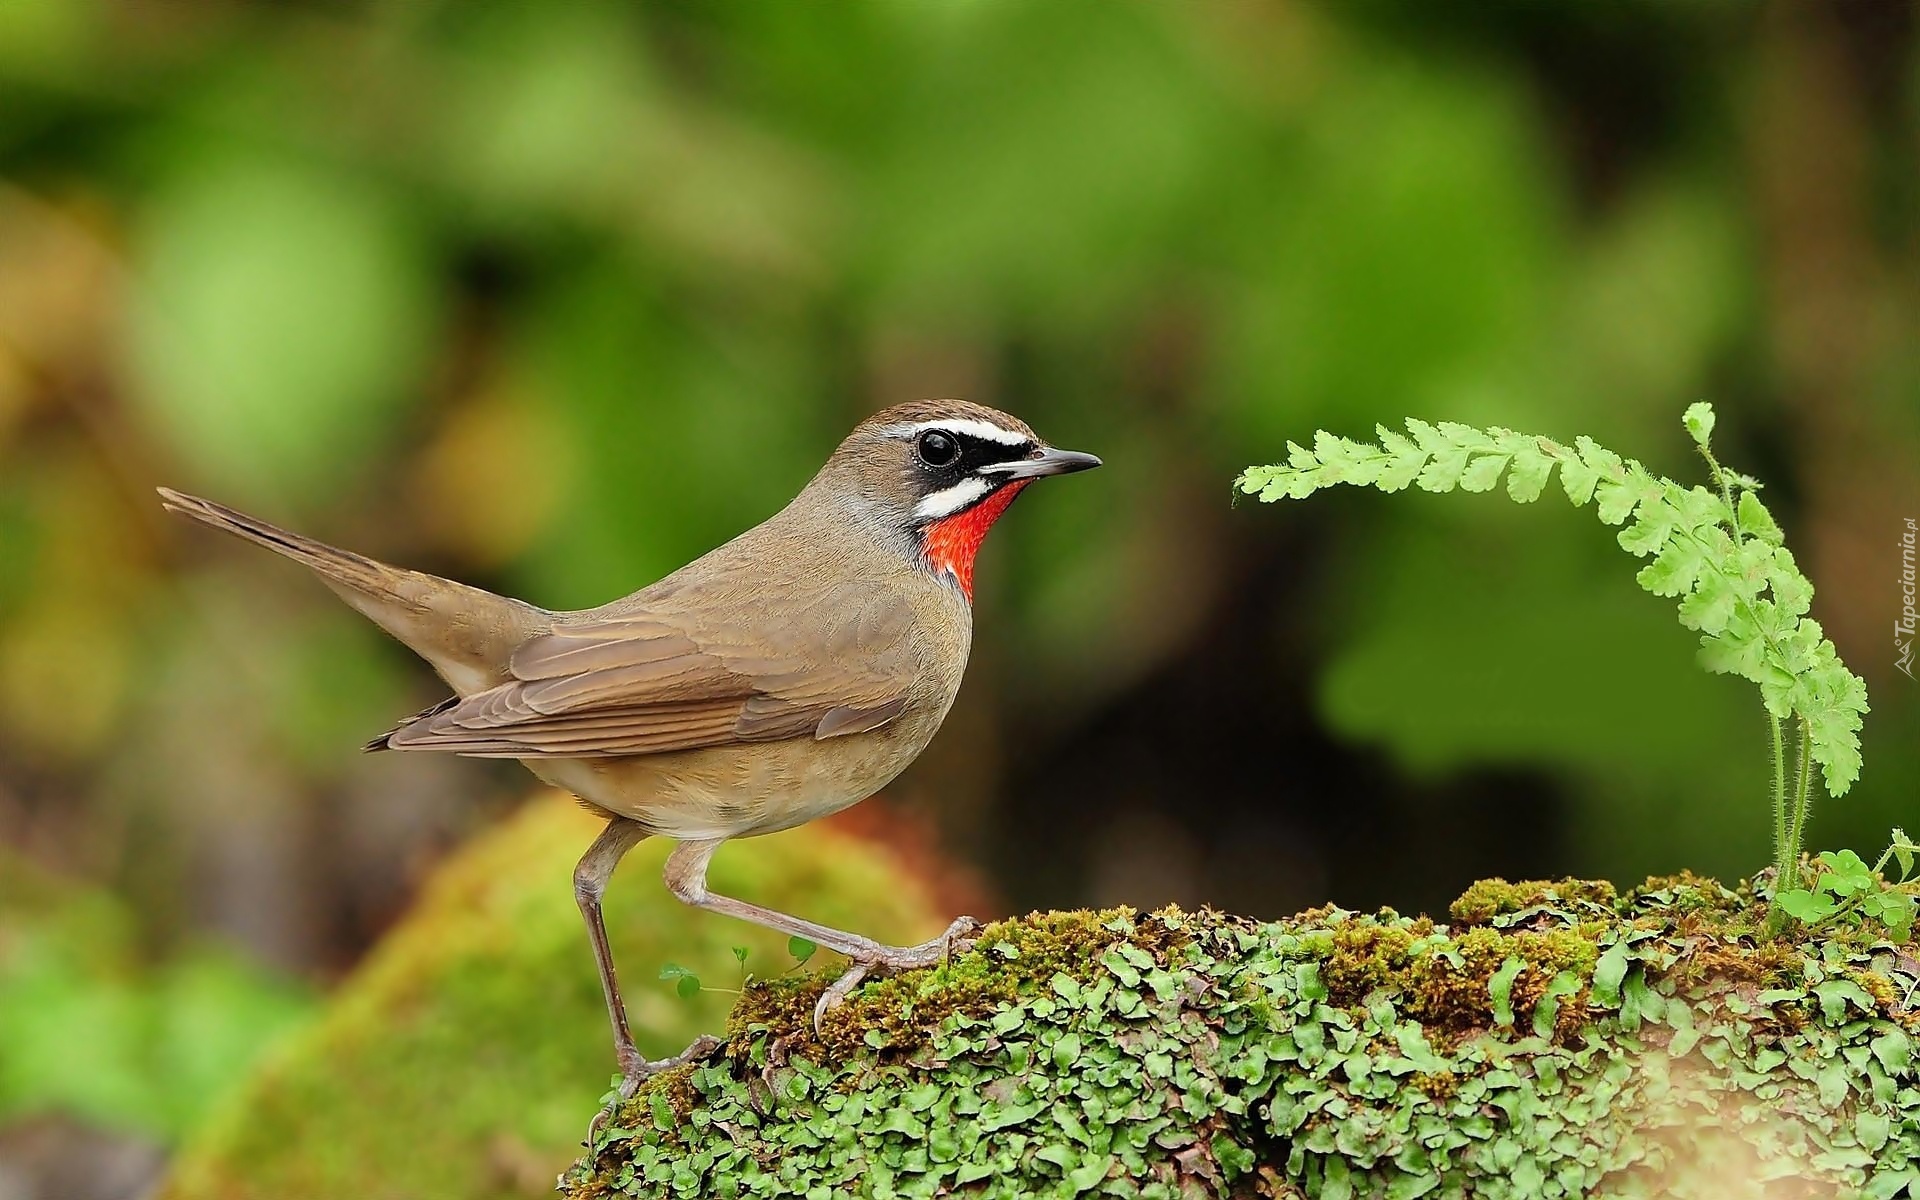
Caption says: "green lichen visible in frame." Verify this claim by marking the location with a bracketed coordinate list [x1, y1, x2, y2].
[727, 908, 1188, 1068]
[568, 877, 1920, 1199]
[156, 795, 947, 1200]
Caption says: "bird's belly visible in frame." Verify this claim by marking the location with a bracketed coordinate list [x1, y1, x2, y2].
[522, 727, 931, 842]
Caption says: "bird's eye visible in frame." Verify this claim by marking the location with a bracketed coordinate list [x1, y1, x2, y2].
[915, 430, 960, 468]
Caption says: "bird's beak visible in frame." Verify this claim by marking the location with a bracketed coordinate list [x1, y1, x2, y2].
[982, 447, 1103, 481]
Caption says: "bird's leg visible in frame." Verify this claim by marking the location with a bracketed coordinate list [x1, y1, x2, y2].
[662, 839, 979, 1027]
[575, 818, 719, 1110]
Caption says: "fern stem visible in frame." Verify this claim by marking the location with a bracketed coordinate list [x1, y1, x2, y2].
[1784, 718, 1815, 887]
[1770, 714, 1791, 892]
[1699, 442, 1741, 550]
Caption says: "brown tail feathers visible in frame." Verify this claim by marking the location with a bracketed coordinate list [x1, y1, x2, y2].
[156, 487, 547, 697]
[157, 487, 409, 598]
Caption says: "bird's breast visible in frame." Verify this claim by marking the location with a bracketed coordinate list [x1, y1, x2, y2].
[532, 528, 976, 841]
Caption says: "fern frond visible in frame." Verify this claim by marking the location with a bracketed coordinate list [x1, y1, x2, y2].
[1236, 406, 1869, 799]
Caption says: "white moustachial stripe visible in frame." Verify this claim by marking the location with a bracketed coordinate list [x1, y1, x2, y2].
[913, 476, 994, 520]
[888, 418, 1032, 447]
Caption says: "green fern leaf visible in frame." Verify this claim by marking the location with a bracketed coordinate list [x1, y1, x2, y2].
[1637, 539, 1706, 597]
[1238, 403, 1871, 824]
[1558, 455, 1599, 506]
[1678, 569, 1738, 635]
[1737, 492, 1784, 545]
[1594, 477, 1639, 525]
[1459, 453, 1509, 493]
[1374, 426, 1426, 492]
[1682, 401, 1717, 446]
[1617, 503, 1677, 557]
[1575, 437, 1623, 478]
[1504, 442, 1555, 503]
[1673, 485, 1730, 532]
[1698, 626, 1767, 682]
[1764, 547, 1813, 617]
[1417, 442, 1471, 492]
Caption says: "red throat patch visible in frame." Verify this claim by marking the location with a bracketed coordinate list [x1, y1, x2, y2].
[922, 481, 1031, 601]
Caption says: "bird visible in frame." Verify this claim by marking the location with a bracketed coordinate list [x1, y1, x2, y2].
[157, 398, 1099, 1099]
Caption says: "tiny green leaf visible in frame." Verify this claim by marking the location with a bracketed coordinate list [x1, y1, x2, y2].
[1616, 504, 1676, 557]
[1532, 970, 1581, 1037]
[1774, 890, 1837, 924]
[1737, 491, 1783, 545]
[1594, 478, 1639, 526]
[1636, 539, 1705, 597]
[1677, 571, 1737, 635]
[1591, 942, 1631, 1009]
[1459, 453, 1508, 493]
[1872, 1027, 1913, 1075]
[1489, 958, 1524, 1029]
[1890, 828, 1916, 880]
[1682, 401, 1716, 446]
[789, 936, 818, 964]
[1416, 441, 1471, 492]
[1504, 443, 1554, 502]
[1812, 978, 1874, 1023]
[1816, 849, 1873, 896]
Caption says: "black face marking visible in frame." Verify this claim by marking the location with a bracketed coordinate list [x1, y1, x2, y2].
[909, 427, 1034, 480]
[903, 423, 1039, 522]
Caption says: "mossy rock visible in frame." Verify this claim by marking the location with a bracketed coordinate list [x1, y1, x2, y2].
[159, 793, 948, 1200]
[567, 876, 1920, 1199]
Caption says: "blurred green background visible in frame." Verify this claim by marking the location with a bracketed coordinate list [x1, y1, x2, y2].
[0, 1, 1916, 1195]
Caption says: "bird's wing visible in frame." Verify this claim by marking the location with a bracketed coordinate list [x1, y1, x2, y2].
[374, 584, 916, 758]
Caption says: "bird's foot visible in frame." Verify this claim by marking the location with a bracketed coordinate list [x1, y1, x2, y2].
[812, 915, 981, 1031]
[586, 1034, 723, 1145]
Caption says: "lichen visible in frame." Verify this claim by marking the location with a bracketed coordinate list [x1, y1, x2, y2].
[568, 876, 1920, 1199]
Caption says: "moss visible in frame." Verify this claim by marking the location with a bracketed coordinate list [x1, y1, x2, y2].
[1318, 921, 1417, 1003]
[569, 876, 1920, 1199]
[156, 793, 947, 1200]
[1310, 910, 1603, 1045]
[1449, 876, 1618, 925]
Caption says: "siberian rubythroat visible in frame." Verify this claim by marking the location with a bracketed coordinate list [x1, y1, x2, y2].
[160, 399, 1098, 1095]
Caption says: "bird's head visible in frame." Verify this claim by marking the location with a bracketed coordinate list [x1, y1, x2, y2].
[820, 399, 1101, 599]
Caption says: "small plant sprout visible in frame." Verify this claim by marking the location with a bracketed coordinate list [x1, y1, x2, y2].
[659, 940, 822, 1002]
[1237, 403, 1870, 896]
[1772, 831, 1919, 941]
[657, 961, 704, 1000]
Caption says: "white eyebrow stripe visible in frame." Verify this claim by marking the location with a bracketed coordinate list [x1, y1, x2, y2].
[885, 418, 1033, 447]
[914, 477, 994, 520]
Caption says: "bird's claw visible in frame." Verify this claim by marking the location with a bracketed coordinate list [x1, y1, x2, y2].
[585, 1034, 723, 1146]
[940, 915, 983, 957]
[811, 915, 983, 1033]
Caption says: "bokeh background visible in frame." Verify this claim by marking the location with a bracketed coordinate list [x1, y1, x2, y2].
[1, 1, 1917, 1196]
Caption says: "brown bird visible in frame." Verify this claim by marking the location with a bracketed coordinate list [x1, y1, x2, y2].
[157, 399, 1098, 1097]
